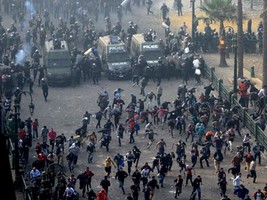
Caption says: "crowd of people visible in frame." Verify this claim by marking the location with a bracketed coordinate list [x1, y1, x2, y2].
[7, 78, 267, 200]
[0, 0, 266, 200]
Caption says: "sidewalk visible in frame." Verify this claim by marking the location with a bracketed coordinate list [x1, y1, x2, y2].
[202, 53, 263, 89]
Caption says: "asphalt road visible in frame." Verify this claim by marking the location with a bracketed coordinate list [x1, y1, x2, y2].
[1, 0, 265, 200]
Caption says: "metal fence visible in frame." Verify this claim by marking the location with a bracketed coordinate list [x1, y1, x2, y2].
[203, 64, 267, 149]
[8, 138, 32, 200]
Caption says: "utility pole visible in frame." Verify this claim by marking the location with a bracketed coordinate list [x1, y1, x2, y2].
[261, 1, 267, 88]
[233, 34, 238, 93]
[191, 0, 196, 51]
[237, 0, 244, 78]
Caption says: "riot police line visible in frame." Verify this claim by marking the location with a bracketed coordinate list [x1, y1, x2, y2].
[0, 0, 264, 90]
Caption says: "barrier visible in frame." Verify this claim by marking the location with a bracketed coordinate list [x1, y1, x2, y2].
[203, 64, 267, 149]
[8, 138, 32, 200]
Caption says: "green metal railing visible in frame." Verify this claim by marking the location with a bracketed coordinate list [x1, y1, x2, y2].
[204, 64, 267, 149]
[8, 138, 32, 200]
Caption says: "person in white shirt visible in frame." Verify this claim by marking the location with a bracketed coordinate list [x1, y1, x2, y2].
[145, 122, 153, 133]
[141, 166, 151, 188]
[193, 57, 201, 84]
[247, 158, 257, 183]
[103, 105, 113, 119]
[233, 172, 242, 192]
[257, 88, 267, 98]
[242, 133, 251, 152]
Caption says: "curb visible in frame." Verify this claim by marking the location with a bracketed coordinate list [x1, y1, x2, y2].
[227, 67, 262, 88]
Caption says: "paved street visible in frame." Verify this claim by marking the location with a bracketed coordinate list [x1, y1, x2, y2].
[17, 76, 267, 200]
[2, 0, 265, 199]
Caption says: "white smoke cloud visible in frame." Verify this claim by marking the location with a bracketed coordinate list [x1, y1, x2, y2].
[25, 1, 36, 16]
[15, 43, 32, 65]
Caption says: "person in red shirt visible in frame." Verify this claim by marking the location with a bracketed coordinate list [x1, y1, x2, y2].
[184, 165, 195, 186]
[48, 128, 57, 151]
[199, 93, 205, 103]
[84, 167, 94, 190]
[155, 107, 168, 129]
[97, 188, 108, 200]
[68, 174, 77, 189]
[32, 118, 39, 139]
[128, 118, 135, 143]
[37, 152, 46, 171]
[18, 128, 27, 140]
[238, 81, 247, 96]
[35, 142, 42, 155]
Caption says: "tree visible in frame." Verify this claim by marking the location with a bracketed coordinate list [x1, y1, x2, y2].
[237, 0, 244, 78]
[200, 0, 236, 35]
[200, 0, 237, 67]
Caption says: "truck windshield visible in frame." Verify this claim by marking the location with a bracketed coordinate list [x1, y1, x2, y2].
[142, 50, 163, 61]
[107, 52, 130, 62]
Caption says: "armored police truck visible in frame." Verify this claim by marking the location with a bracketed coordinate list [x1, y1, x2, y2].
[130, 33, 164, 66]
[97, 35, 131, 79]
[43, 39, 72, 86]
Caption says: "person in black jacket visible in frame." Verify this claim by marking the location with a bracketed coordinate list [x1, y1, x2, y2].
[190, 175, 202, 200]
[115, 167, 128, 194]
[41, 78, 49, 101]
[87, 188, 97, 200]
[199, 146, 210, 168]
[158, 164, 168, 188]
[204, 83, 215, 98]
[132, 146, 142, 167]
[77, 172, 88, 197]
[147, 176, 159, 199]
[100, 175, 111, 193]
[174, 175, 183, 198]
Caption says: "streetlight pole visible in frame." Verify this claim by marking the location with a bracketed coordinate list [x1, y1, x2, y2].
[14, 91, 34, 186]
[232, 34, 238, 93]
[191, 0, 195, 51]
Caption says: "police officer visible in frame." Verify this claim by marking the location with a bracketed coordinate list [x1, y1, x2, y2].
[117, 6, 123, 23]
[91, 63, 99, 85]
[41, 78, 49, 101]
[146, 0, 154, 15]
[160, 3, 169, 20]
[105, 17, 112, 35]
[154, 58, 164, 85]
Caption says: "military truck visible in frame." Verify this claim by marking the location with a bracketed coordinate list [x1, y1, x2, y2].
[97, 35, 131, 79]
[130, 33, 164, 66]
[43, 39, 72, 86]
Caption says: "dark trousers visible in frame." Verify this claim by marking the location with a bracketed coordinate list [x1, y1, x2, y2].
[132, 76, 139, 85]
[93, 76, 98, 84]
[186, 132, 194, 142]
[186, 174, 193, 186]
[96, 119, 101, 128]
[157, 94, 162, 106]
[130, 132, 135, 143]
[254, 152, 261, 164]
[43, 89, 48, 101]
[175, 186, 182, 198]
[127, 161, 133, 174]
[248, 170, 257, 183]
[200, 156, 209, 168]
[134, 155, 140, 167]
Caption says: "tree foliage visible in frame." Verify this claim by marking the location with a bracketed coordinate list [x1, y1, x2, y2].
[199, 0, 237, 25]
